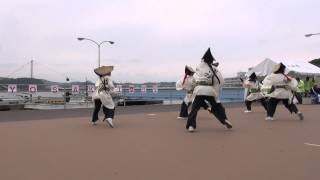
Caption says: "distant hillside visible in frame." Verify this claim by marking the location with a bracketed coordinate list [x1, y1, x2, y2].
[0, 77, 94, 85]
[0, 77, 45, 84]
[310, 58, 320, 68]
[120, 82, 175, 87]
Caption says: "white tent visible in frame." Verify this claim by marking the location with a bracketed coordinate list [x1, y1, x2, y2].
[247, 58, 320, 77]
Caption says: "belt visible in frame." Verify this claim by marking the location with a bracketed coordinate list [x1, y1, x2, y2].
[187, 90, 193, 94]
[274, 85, 287, 89]
[196, 81, 213, 86]
[250, 89, 260, 93]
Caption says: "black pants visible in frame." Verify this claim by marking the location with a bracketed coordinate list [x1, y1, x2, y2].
[245, 98, 268, 111]
[179, 101, 191, 117]
[267, 98, 298, 117]
[92, 99, 115, 122]
[186, 95, 227, 129]
[295, 92, 303, 104]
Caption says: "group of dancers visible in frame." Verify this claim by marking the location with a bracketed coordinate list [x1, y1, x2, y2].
[89, 48, 304, 132]
[242, 63, 303, 121]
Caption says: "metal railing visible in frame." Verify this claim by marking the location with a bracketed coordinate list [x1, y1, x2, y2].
[0, 84, 245, 109]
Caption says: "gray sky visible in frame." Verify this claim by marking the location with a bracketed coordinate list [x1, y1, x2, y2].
[0, 0, 319, 83]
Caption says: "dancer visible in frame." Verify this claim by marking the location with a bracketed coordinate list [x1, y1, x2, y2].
[91, 66, 117, 127]
[243, 72, 267, 113]
[176, 65, 196, 119]
[186, 48, 232, 132]
[261, 63, 303, 121]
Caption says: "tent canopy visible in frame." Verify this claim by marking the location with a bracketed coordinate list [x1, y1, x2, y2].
[247, 58, 320, 77]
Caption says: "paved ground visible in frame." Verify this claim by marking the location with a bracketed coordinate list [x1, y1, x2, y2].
[1, 104, 319, 180]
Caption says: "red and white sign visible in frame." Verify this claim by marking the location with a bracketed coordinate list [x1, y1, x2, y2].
[8, 84, 17, 93]
[51, 85, 59, 93]
[152, 85, 158, 93]
[29, 84, 37, 93]
[129, 85, 135, 94]
[72, 85, 80, 94]
[87, 85, 95, 92]
[141, 85, 147, 93]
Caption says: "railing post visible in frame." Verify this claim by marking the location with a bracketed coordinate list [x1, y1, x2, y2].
[63, 87, 66, 109]
[170, 89, 172, 105]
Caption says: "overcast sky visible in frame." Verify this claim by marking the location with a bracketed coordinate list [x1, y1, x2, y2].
[0, 0, 319, 83]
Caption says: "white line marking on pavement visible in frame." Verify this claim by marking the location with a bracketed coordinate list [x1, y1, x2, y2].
[304, 143, 320, 147]
[147, 114, 156, 116]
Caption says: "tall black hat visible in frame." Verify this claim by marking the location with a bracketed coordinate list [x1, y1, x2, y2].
[185, 65, 195, 75]
[249, 72, 257, 81]
[273, 63, 286, 74]
[202, 48, 215, 64]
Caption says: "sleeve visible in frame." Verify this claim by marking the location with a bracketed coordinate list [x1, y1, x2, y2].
[261, 75, 273, 93]
[287, 78, 298, 91]
[176, 78, 183, 91]
[108, 79, 115, 91]
[215, 70, 224, 87]
[95, 79, 101, 87]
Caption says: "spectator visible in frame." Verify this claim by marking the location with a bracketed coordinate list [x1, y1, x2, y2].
[295, 77, 305, 104]
[304, 77, 312, 97]
[311, 84, 320, 104]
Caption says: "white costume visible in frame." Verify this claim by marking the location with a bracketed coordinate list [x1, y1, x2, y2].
[91, 65, 117, 127]
[261, 73, 298, 103]
[261, 63, 303, 121]
[193, 61, 219, 98]
[244, 80, 265, 101]
[186, 48, 232, 131]
[92, 75, 116, 109]
[176, 76, 195, 104]
[176, 65, 196, 118]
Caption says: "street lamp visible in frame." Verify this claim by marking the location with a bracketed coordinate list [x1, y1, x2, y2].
[305, 33, 320, 37]
[77, 37, 114, 67]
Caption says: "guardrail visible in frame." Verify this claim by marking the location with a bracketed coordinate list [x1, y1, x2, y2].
[0, 84, 245, 109]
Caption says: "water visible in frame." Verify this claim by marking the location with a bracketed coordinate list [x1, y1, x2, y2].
[120, 87, 245, 103]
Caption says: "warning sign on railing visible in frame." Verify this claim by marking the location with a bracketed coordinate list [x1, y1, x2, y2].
[72, 85, 80, 94]
[129, 85, 135, 94]
[141, 85, 147, 93]
[29, 84, 37, 93]
[152, 85, 158, 93]
[116, 85, 123, 93]
[8, 84, 17, 93]
[87, 85, 95, 92]
[51, 85, 59, 93]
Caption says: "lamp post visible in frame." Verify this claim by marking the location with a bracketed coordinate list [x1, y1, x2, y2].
[77, 37, 114, 67]
[305, 33, 320, 37]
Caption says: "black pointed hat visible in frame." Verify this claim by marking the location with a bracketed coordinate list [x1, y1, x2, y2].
[202, 48, 215, 64]
[185, 65, 195, 75]
[273, 62, 286, 74]
[249, 72, 257, 81]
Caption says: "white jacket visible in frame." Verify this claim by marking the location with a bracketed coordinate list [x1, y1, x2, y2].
[92, 75, 116, 109]
[261, 73, 298, 101]
[243, 80, 264, 101]
[193, 62, 219, 98]
[176, 76, 196, 104]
